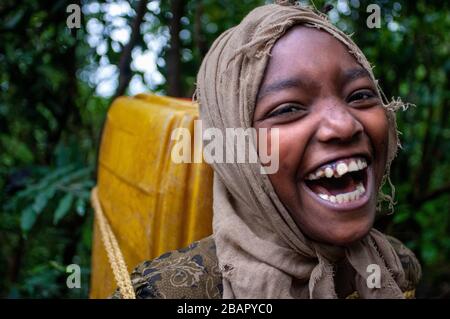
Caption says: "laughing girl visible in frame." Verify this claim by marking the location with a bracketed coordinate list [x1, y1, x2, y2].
[113, 1, 421, 299]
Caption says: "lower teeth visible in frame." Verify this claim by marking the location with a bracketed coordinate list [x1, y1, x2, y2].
[318, 182, 365, 204]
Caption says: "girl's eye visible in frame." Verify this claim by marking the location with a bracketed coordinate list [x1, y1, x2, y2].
[347, 90, 377, 103]
[267, 104, 305, 118]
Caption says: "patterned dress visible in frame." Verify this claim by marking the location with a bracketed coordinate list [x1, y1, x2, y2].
[111, 235, 420, 299]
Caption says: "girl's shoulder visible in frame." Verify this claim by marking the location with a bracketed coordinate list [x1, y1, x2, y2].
[111, 236, 223, 299]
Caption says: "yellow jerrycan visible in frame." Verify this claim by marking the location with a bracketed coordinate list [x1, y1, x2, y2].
[89, 94, 213, 298]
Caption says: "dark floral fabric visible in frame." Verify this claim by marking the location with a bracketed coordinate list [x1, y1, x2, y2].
[111, 235, 223, 299]
[111, 235, 420, 299]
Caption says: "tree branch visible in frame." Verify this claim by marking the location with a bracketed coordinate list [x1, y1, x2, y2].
[194, 1, 207, 60]
[167, 0, 185, 97]
[114, 0, 148, 99]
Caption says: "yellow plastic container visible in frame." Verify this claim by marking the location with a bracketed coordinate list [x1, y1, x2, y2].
[89, 94, 213, 298]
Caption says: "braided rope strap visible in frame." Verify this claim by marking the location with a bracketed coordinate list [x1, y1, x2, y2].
[91, 187, 136, 299]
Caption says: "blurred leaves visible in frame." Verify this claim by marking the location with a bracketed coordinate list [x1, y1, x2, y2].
[7, 165, 93, 233]
[54, 193, 74, 225]
[0, 0, 97, 298]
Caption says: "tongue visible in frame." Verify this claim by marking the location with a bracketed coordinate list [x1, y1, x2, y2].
[307, 174, 358, 196]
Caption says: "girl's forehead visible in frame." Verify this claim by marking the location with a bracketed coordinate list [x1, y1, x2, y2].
[262, 26, 365, 88]
[270, 26, 358, 65]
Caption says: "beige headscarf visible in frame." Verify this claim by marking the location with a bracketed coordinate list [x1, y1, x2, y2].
[196, 2, 413, 298]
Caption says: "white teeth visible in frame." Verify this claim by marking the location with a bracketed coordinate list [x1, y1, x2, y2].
[316, 182, 366, 204]
[357, 183, 366, 194]
[348, 161, 358, 172]
[357, 159, 367, 170]
[316, 170, 324, 178]
[336, 163, 348, 176]
[307, 169, 325, 181]
[305, 158, 368, 181]
[325, 167, 334, 178]
[343, 194, 350, 203]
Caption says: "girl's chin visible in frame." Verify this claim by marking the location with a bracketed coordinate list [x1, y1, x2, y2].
[299, 217, 374, 247]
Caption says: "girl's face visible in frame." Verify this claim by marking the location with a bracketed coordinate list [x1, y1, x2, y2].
[253, 26, 389, 246]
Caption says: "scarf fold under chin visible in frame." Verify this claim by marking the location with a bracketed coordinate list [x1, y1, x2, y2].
[197, 3, 409, 299]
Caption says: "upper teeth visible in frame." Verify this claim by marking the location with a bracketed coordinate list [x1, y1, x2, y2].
[306, 158, 367, 180]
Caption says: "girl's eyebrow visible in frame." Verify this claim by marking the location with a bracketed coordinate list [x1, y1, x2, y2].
[257, 76, 316, 102]
[341, 67, 372, 83]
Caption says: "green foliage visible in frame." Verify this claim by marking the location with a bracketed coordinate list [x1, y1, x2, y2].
[6, 165, 93, 233]
[0, 0, 99, 298]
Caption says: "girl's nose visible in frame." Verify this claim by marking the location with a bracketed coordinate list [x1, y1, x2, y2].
[316, 103, 363, 144]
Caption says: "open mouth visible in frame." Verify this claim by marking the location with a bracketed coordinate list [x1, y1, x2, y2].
[303, 156, 370, 207]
